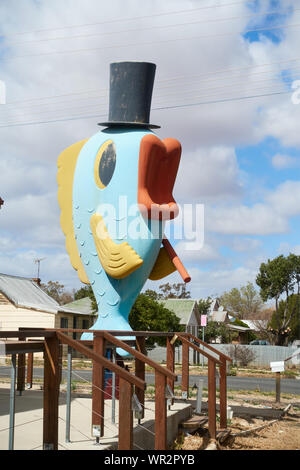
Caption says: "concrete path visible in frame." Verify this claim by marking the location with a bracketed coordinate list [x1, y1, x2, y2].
[0, 387, 191, 451]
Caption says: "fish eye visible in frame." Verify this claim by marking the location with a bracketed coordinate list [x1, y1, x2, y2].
[94, 140, 116, 189]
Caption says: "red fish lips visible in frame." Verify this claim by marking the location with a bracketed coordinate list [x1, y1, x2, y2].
[138, 134, 181, 221]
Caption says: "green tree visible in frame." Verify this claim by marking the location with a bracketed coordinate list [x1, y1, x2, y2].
[129, 293, 183, 347]
[269, 294, 300, 343]
[158, 282, 191, 299]
[220, 282, 263, 319]
[41, 280, 74, 305]
[198, 297, 212, 316]
[204, 322, 231, 344]
[256, 254, 300, 345]
[143, 289, 160, 301]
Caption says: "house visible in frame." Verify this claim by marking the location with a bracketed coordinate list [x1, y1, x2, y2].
[160, 298, 200, 336]
[0, 273, 95, 352]
[242, 319, 268, 332]
[62, 297, 95, 337]
[225, 324, 253, 344]
[160, 298, 201, 364]
[207, 298, 230, 322]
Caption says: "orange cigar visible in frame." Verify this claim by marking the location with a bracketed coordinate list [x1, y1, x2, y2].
[162, 237, 191, 283]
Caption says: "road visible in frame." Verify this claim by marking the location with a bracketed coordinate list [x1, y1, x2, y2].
[0, 367, 299, 395]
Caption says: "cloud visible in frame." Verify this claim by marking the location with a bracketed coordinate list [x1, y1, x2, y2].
[231, 237, 262, 252]
[184, 265, 259, 298]
[278, 242, 300, 256]
[174, 146, 244, 203]
[175, 239, 221, 263]
[265, 180, 300, 217]
[271, 153, 300, 169]
[0, 0, 299, 296]
[205, 180, 300, 236]
[206, 202, 288, 235]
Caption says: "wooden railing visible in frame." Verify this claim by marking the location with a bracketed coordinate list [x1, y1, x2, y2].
[1, 328, 232, 450]
[186, 333, 232, 431]
[175, 334, 232, 437]
[98, 331, 177, 449]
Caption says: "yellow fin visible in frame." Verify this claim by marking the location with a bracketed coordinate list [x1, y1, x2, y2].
[149, 246, 176, 280]
[57, 140, 90, 284]
[90, 213, 143, 279]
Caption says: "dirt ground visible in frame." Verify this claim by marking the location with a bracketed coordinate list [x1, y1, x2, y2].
[177, 391, 300, 451]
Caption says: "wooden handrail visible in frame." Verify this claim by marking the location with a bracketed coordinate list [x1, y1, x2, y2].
[102, 331, 177, 381]
[56, 329, 190, 337]
[178, 335, 222, 365]
[187, 333, 232, 362]
[0, 330, 55, 339]
[56, 332, 145, 390]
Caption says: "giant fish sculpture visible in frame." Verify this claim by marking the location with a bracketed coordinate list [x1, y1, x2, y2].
[57, 62, 190, 340]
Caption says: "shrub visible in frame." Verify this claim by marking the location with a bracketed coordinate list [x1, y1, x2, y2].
[226, 344, 256, 367]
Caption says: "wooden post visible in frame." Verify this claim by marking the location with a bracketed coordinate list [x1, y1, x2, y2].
[181, 339, 189, 399]
[135, 337, 145, 419]
[219, 358, 227, 429]
[155, 371, 167, 450]
[17, 353, 25, 394]
[26, 353, 33, 389]
[92, 335, 105, 439]
[59, 343, 63, 385]
[208, 359, 217, 439]
[43, 334, 60, 450]
[276, 372, 281, 403]
[118, 377, 133, 450]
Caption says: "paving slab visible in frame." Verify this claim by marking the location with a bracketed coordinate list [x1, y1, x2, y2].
[0, 387, 192, 450]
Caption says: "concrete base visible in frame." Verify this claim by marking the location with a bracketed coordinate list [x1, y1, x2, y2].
[0, 387, 192, 450]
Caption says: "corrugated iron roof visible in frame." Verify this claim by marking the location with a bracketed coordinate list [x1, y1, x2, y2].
[160, 299, 199, 325]
[211, 310, 229, 322]
[0, 273, 91, 316]
[242, 319, 267, 331]
[0, 273, 59, 313]
[61, 297, 94, 316]
[227, 324, 251, 332]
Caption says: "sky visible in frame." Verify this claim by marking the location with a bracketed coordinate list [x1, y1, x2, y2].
[0, 0, 300, 300]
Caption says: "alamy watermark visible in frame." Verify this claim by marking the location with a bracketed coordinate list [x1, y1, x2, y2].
[0, 80, 6, 104]
[93, 198, 205, 251]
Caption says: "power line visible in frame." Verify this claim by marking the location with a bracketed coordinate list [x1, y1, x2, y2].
[0, 89, 291, 129]
[8, 21, 300, 61]
[7, 6, 297, 47]
[0, 1, 271, 39]
[3, 56, 300, 108]
[0, 75, 288, 121]
[0, 77, 289, 121]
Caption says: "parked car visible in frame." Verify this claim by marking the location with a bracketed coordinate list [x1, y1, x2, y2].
[250, 340, 270, 345]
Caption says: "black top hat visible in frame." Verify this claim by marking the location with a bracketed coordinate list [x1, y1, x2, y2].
[98, 61, 160, 129]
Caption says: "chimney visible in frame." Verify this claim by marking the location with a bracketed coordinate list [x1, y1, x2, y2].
[32, 278, 41, 286]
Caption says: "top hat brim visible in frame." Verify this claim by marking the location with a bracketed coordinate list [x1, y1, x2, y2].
[98, 121, 160, 129]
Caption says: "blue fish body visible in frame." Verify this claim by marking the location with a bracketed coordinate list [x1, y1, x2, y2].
[72, 128, 164, 340]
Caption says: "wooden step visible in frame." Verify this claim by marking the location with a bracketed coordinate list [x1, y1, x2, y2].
[181, 416, 208, 431]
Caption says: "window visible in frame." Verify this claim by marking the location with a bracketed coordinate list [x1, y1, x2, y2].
[82, 319, 89, 330]
[60, 317, 68, 329]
